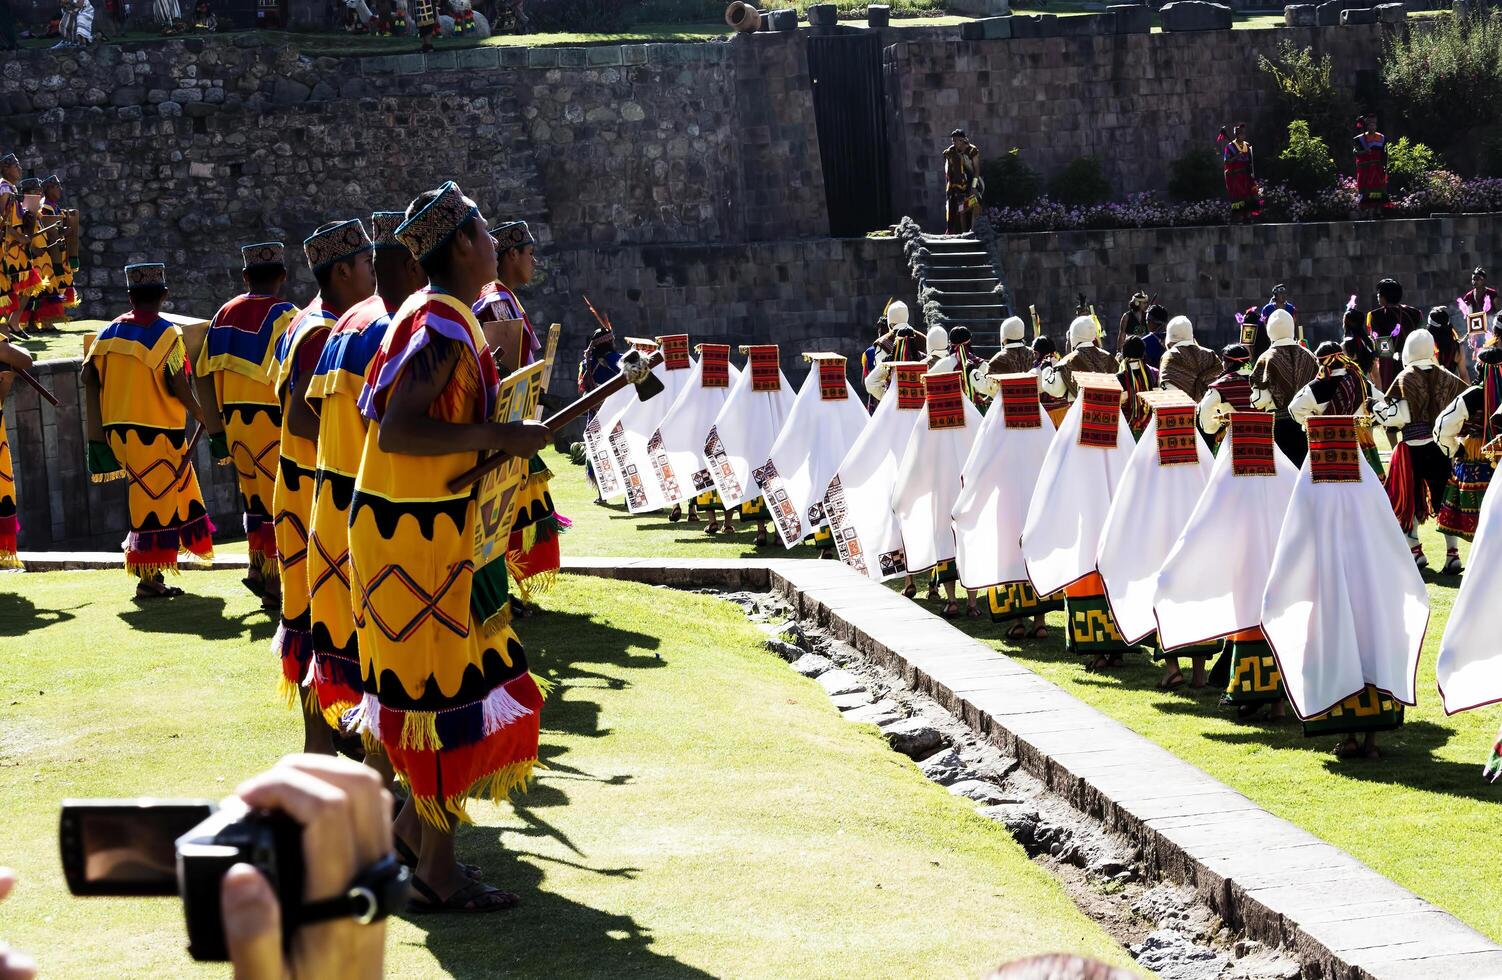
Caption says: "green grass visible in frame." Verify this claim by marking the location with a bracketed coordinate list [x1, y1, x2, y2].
[7, 319, 101, 364]
[0, 569, 1136, 977]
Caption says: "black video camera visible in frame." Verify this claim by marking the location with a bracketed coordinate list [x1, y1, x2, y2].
[60, 800, 304, 962]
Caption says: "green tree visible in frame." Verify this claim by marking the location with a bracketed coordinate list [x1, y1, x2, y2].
[1258, 41, 1356, 158]
[981, 148, 1043, 208]
[1277, 120, 1337, 197]
[1383, 9, 1502, 164]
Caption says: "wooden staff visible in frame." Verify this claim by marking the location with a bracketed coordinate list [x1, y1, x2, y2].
[447, 350, 664, 494]
[12, 366, 59, 407]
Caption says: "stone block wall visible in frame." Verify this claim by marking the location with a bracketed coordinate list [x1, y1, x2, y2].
[884, 26, 1391, 229]
[1001, 214, 1502, 348]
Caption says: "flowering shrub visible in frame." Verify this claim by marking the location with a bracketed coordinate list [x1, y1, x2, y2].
[984, 172, 1502, 232]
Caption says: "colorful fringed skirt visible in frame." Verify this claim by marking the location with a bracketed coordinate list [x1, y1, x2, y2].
[105, 425, 214, 577]
[272, 433, 317, 703]
[223, 400, 282, 576]
[1437, 458, 1493, 541]
[1063, 573, 1132, 656]
[1220, 628, 1284, 707]
[505, 454, 568, 599]
[987, 581, 1063, 622]
[0, 406, 18, 569]
[1302, 685, 1404, 738]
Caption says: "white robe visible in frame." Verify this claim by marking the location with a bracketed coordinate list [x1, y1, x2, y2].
[952, 390, 1057, 590]
[582, 383, 638, 502]
[610, 357, 698, 514]
[758, 368, 870, 548]
[1261, 456, 1429, 720]
[705, 362, 796, 510]
[823, 381, 926, 581]
[1020, 396, 1135, 596]
[1154, 440, 1298, 649]
[1096, 417, 1214, 645]
[891, 396, 983, 574]
[1437, 480, 1502, 713]
[650, 359, 741, 507]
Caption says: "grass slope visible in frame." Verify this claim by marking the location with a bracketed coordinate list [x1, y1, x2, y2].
[549, 447, 1502, 943]
[0, 569, 1134, 977]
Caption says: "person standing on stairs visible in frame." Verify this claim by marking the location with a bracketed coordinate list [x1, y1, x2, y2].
[943, 129, 982, 235]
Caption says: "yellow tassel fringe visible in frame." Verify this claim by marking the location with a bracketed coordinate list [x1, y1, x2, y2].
[91, 470, 126, 484]
[531, 671, 555, 700]
[276, 674, 300, 709]
[400, 711, 442, 753]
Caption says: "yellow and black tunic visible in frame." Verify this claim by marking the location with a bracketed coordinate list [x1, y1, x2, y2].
[85, 313, 214, 576]
[198, 293, 297, 576]
[0, 378, 17, 568]
[348, 289, 542, 829]
[0, 181, 36, 319]
[270, 299, 335, 702]
[306, 293, 392, 725]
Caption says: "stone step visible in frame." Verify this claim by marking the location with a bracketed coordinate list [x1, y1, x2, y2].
[939, 303, 1008, 314]
[923, 269, 997, 282]
[928, 290, 1003, 303]
[920, 235, 982, 248]
[925, 248, 991, 260]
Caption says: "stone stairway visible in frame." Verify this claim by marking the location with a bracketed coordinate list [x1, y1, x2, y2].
[895, 218, 1010, 360]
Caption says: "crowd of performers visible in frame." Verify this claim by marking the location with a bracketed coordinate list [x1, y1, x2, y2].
[1219, 113, 1398, 220]
[583, 284, 1502, 773]
[3, 183, 562, 912]
[0, 154, 80, 339]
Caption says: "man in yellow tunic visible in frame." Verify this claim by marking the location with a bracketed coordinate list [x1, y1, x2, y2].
[348, 181, 549, 912]
[271, 220, 374, 752]
[306, 212, 426, 734]
[196, 242, 299, 606]
[82, 263, 214, 597]
[0, 153, 37, 338]
[0, 337, 31, 568]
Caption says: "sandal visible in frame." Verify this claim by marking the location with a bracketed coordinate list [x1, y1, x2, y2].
[407, 875, 518, 914]
[241, 575, 265, 598]
[900, 582, 917, 599]
[965, 604, 981, 618]
[704, 519, 720, 535]
[1332, 737, 1362, 759]
[1157, 670, 1186, 691]
[393, 837, 482, 880]
[1006, 622, 1029, 640]
[668, 505, 682, 523]
[754, 529, 769, 547]
[941, 601, 960, 620]
[1030, 624, 1049, 639]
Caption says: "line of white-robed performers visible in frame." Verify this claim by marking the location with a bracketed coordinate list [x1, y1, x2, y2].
[578, 322, 1502, 751]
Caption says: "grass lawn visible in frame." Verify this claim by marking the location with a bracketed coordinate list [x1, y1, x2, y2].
[7, 319, 101, 364]
[543, 454, 1502, 943]
[0, 569, 1137, 977]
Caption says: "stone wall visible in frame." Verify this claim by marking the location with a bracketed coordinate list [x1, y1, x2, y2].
[5, 360, 242, 553]
[884, 26, 1393, 229]
[1001, 214, 1502, 349]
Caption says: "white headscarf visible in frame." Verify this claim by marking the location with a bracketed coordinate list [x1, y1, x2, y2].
[1166, 315, 1194, 346]
[1068, 315, 1096, 347]
[1266, 309, 1295, 343]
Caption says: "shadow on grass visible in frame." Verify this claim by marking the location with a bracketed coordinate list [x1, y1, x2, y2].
[118, 592, 274, 642]
[0, 588, 78, 634]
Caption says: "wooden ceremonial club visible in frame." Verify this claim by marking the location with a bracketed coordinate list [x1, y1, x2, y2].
[13, 365, 58, 407]
[447, 349, 666, 494]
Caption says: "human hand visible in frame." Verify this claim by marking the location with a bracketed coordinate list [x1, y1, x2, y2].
[494, 419, 551, 458]
[221, 755, 392, 980]
[0, 868, 36, 980]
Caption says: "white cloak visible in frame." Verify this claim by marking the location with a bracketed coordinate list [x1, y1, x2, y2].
[952, 390, 1057, 590]
[609, 357, 698, 514]
[891, 396, 983, 574]
[758, 368, 870, 548]
[823, 380, 926, 581]
[1020, 396, 1135, 596]
[1261, 457, 1429, 720]
[582, 383, 639, 502]
[1437, 480, 1502, 713]
[1096, 417, 1214, 645]
[704, 362, 796, 510]
[1154, 440, 1298, 649]
[650, 359, 741, 506]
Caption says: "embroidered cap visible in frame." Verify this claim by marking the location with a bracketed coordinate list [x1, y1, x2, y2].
[492, 220, 535, 252]
[303, 219, 372, 273]
[42, 174, 61, 189]
[396, 181, 480, 262]
[0, 153, 17, 169]
[125, 263, 167, 289]
[371, 212, 407, 251]
[17, 177, 40, 193]
[241, 241, 285, 270]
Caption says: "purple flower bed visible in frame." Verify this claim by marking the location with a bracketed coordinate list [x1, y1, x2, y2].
[986, 173, 1502, 232]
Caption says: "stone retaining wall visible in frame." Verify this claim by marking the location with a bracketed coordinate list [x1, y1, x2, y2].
[1000, 214, 1499, 348]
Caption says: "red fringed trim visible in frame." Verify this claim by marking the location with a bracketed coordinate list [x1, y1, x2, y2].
[509, 533, 561, 583]
[312, 650, 364, 729]
[273, 623, 314, 706]
[180, 514, 216, 559]
[1385, 441, 1419, 534]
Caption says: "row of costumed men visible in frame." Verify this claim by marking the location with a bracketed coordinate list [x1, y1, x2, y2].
[579, 309, 1502, 749]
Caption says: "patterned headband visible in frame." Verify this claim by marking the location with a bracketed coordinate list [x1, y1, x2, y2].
[241, 241, 285, 269]
[396, 181, 480, 262]
[125, 263, 167, 288]
[491, 220, 534, 252]
[303, 219, 372, 273]
[0, 154, 17, 168]
[370, 212, 407, 251]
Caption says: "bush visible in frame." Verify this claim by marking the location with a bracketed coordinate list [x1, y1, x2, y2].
[1167, 146, 1224, 203]
[1257, 41, 1356, 158]
[1047, 156, 1111, 207]
[1277, 120, 1337, 197]
[1384, 9, 1502, 151]
[528, 0, 639, 31]
[981, 148, 1043, 209]
[1385, 137, 1443, 197]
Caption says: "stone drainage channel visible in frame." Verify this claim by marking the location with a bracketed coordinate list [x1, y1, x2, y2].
[718, 587, 1299, 980]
